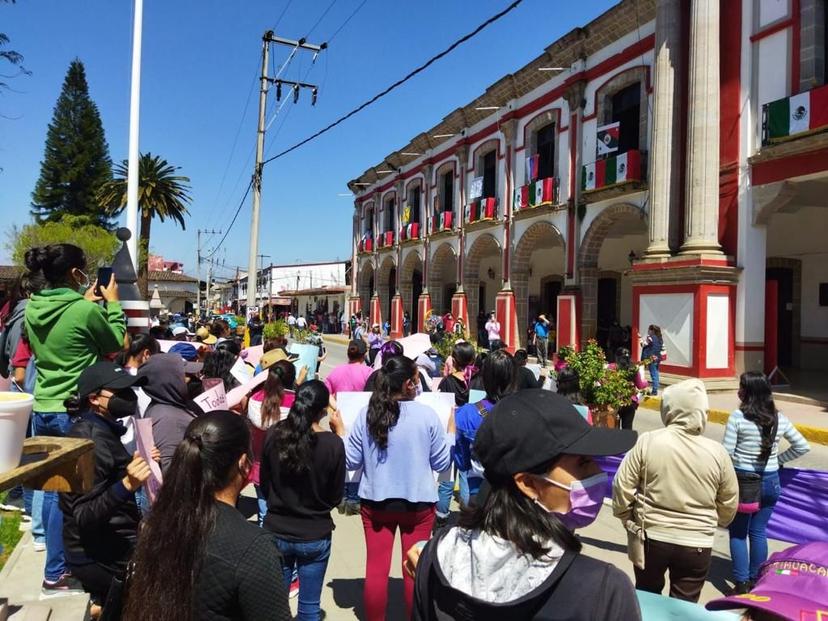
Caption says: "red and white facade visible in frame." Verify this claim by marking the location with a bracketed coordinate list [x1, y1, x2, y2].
[348, 0, 828, 386]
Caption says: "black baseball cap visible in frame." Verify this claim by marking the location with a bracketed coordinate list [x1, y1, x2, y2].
[77, 361, 145, 397]
[474, 389, 637, 479]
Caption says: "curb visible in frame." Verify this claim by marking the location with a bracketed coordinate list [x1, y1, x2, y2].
[640, 396, 828, 446]
[323, 334, 350, 346]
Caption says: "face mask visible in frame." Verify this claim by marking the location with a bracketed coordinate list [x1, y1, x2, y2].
[534, 472, 608, 530]
[107, 390, 138, 418]
[75, 269, 91, 292]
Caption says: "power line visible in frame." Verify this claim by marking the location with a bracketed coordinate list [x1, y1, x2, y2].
[206, 178, 253, 259]
[326, 0, 368, 44]
[306, 0, 338, 38]
[272, 0, 294, 31]
[262, 0, 524, 167]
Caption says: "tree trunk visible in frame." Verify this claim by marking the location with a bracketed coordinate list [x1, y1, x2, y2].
[138, 212, 151, 299]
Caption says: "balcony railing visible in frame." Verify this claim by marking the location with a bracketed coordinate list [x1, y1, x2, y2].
[514, 176, 559, 211]
[582, 149, 642, 192]
[465, 197, 498, 224]
[358, 234, 373, 253]
[762, 83, 828, 146]
[399, 222, 420, 241]
[430, 211, 453, 234]
[376, 230, 395, 249]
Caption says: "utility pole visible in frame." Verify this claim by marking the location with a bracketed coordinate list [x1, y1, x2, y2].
[257, 253, 271, 318]
[196, 229, 221, 318]
[246, 31, 325, 311]
[125, 0, 143, 271]
[206, 263, 213, 315]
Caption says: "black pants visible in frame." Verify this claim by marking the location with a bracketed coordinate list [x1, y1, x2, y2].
[618, 403, 638, 430]
[634, 538, 712, 603]
[69, 561, 117, 605]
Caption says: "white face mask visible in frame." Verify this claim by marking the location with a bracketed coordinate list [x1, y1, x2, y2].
[75, 269, 90, 292]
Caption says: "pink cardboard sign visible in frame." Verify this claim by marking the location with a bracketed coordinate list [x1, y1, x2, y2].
[134, 417, 163, 503]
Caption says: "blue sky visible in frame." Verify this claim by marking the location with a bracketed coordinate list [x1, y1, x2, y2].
[1, 0, 611, 280]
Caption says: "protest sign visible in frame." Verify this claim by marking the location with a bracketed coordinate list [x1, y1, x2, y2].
[193, 381, 227, 412]
[397, 333, 432, 360]
[288, 343, 320, 381]
[242, 345, 264, 368]
[527, 363, 542, 381]
[336, 392, 371, 483]
[226, 370, 269, 408]
[469, 389, 486, 404]
[134, 417, 162, 503]
[229, 356, 255, 385]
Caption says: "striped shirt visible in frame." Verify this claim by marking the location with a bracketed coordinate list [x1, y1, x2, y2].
[722, 409, 810, 472]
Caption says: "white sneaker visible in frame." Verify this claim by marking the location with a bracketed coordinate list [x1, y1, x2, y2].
[32, 540, 46, 552]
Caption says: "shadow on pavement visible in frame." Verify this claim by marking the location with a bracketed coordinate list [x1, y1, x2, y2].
[328, 577, 407, 621]
[578, 535, 628, 555]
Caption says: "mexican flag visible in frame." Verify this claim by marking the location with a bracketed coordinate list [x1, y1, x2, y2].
[407, 223, 419, 239]
[481, 197, 497, 219]
[514, 185, 529, 210]
[534, 177, 555, 204]
[764, 84, 828, 143]
[582, 162, 596, 191]
[466, 201, 479, 223]
[440, 211, 452, 229]
[593, 151, 641, 188]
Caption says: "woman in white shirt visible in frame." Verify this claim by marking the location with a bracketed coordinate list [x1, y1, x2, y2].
[484, 312, 502, 351]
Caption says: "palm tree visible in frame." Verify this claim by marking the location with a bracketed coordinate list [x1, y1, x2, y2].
[98, 153, 192, 296]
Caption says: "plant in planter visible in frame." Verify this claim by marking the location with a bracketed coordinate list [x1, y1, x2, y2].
[560, 340, 636, 428]
[262, 320, 289, 341]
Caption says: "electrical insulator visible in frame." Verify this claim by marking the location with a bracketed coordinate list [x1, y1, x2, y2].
[311, 87, 318, 106]
[293, 84, 299, 103]
[276, 81, 282, 101]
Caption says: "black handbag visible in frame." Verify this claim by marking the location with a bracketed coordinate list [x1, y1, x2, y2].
[100, 562, 133, 621]
[736, 419, 778, 514]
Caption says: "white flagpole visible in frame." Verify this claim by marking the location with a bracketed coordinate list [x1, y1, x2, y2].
[125, 0, 143, 272]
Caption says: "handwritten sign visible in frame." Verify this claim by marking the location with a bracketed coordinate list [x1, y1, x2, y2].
[229, 356, 255, 385]
[226, 370, 269, 408]
[288, 343, 320, 381]
[134, 417, 163, 503]
[194, 381, 227, 412]
[242, 345, 264, 368]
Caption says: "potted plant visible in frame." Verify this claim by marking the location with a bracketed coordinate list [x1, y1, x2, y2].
[560, 340, 636, 428]
[262, 319, 289, 342]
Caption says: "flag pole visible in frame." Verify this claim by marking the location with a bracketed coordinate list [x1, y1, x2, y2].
[125, 0, 143, 272]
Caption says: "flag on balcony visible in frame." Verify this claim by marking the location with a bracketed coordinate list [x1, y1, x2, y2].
[514, 186, 528, 210]
[583, 162, 596, 191]
[407, 223, 419, 239]
[525, 154, 539, 183]
[481, 197, 497, 219]
[466, 201, 479, 223]
[533, 177, 555, 205]
[440, 211, 452, 230]
[402, 204, 411, 225]
[596, 121, 620, 156]
[765, 85, 828, 143]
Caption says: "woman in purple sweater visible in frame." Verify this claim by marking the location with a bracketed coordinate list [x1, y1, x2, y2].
[345, 355, 451, 621]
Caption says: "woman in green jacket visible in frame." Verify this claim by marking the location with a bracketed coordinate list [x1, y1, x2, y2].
[24, 243, 126, 595]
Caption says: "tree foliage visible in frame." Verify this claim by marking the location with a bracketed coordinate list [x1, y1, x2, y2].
[1, 0, 31, 98]
[31, 59, 112, 226]
[97, 152, 192, 295]
[7, 216, 119, 270]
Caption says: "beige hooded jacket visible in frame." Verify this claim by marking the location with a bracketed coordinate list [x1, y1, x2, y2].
[612, 378, 738, 548]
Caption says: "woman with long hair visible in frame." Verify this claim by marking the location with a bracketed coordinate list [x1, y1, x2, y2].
[723, 372, 810, 594]
[639, 324, 663, 395]
[412, 390, 640, 620]
[260, 381, 345, 620]
[611, 347, 648, 430]
[247, 358, 298, 526]
[23, 243, 125, 594]
[345, 355, 451, 621]
[437, 341, 476, 407]
[123, 411, 290, 621]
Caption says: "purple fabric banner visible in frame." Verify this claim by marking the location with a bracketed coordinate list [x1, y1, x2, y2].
[596, 455, 828, 545]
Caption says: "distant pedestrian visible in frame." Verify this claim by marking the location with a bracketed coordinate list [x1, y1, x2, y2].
[367, 323, 383, 365]
[613, 378, 738, 603]
[610, 347, 648, 430]
[403, 311, 411, 336]
[288, 313, 297, 337]
[639, 324, 663, 395]
[345, 356, 451, 621]
[484, 312, 502, 351]
[533, 314, 551, 367]
[513, 348, 544, 390]
[723, 372, 810, 594]
[297, 315, 308, 331]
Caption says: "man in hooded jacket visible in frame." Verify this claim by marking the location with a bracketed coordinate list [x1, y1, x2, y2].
[612, 378, 738, 602]
[138, 353, 198, 470]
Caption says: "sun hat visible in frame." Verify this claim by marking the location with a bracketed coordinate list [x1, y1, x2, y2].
[705, 542, 828, 620]
[474, 389, 637, 479]
[195, 326, 217, 345]
[259, 347, 300, 370]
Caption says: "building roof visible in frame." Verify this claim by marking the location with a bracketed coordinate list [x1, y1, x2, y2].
[347, 0, 655, 192]
[154, 288, 198, 299]
[148, 270, 198, 283]
[278, 286, 348, 297]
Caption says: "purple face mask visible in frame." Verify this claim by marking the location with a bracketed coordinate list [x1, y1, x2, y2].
[534, 472, 608, 530]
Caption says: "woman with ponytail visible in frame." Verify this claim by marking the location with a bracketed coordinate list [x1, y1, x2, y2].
[723, 372, 810, 594]
[345, 355, 451, 621]
[123, 411, 290, 621]
[260, 381, 345, 620]
[437, 341, 477, 407]
[23, 243, 126, 593]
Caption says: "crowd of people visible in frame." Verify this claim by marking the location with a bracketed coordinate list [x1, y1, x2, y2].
[0, 241, 821, 621]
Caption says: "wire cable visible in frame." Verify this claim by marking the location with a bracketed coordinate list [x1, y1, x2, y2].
[262, 0, 523, 167]
[326, 0, 368, 45]
[306, 0, 338, 38]
[272, 0, 294, 31]
[205, 179, 253, 259]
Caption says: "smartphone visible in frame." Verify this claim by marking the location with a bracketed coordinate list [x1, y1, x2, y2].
[96, 266, 113, 296]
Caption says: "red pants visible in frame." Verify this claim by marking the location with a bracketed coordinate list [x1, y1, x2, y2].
[360, 505, 435, 621]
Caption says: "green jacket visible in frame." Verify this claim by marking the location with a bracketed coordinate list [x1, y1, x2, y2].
[25, 288, 126, 412]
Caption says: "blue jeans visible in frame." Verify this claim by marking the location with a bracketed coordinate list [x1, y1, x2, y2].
[33, 411, 71, 581]
[344, 481, 359, 504]
[648, 361, 660, 395]
[729, 470, 781, 582]
[458, 470, 469, 507]
[18, 403, 45, 544]
[436, 478, 454, 518]
[275, 537, 332, 621]
[254, 484, 267, 527]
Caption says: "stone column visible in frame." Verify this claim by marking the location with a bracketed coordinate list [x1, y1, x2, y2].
[563, 79, 587, 283]
[455, 144, 469, 292]
[500, 119, 518, 289]
[680, 0, 722, 255]
[646, 0, 682, 258]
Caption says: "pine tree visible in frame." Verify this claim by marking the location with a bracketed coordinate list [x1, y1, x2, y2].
[30, 59, 112, 226]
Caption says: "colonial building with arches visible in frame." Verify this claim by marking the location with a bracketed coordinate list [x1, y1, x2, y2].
[347, 0, 828, 386]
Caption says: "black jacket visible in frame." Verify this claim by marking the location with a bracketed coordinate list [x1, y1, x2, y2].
[413, 529, 641, 621]
[60, 412, 141, 573]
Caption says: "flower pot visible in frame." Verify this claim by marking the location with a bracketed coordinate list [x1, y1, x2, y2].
[591, 405, 618, 429]
[0, 392, 34, 473]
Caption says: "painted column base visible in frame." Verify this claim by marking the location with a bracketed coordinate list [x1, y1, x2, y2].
[556, 291, 581, 352]
[369, 295, 382, 326]
[417, 293, 432, 333]
[390, 294, 404, 339]
[451, 292, 469, 336]
[347, 295, 361, 320]
[121, 300, 150, 334]
[495, 289, 518, 352]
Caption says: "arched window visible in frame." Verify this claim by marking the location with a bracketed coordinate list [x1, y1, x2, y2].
[383, 195, 395, 232]
[610, 83, 641, 153]
[406, 182, 421, 225]
[594, 67, 650, 157]
[479, 149, 497, 198]
[536, 122, 556, 179]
